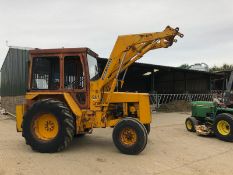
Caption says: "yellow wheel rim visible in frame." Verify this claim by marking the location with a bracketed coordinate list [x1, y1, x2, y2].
[33, 113, 59, 141]
[217, 120, 230, 136]
[119, 127, 137, 147]
[186, 120, 193, 130]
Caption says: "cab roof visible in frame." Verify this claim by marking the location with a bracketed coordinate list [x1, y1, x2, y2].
[29, 47, 99, 58]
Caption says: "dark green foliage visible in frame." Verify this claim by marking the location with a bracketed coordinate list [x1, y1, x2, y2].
[179, 64, 190, 69]
[210, 64, 233, 72]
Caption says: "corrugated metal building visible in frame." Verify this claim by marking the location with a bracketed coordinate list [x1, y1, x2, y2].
[98, 58, 219, 94]
[1, 48, 29, 113]
[212, 70, 233, 91]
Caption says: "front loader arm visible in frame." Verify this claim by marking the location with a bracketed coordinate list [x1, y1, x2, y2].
[98, 26, 184, 90]
[90, 26, 183, 119]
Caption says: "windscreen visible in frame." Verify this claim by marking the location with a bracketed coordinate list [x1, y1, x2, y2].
[87, 54, 99, 80]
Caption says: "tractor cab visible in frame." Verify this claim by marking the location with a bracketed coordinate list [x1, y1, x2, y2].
[29, 48, 99, 108]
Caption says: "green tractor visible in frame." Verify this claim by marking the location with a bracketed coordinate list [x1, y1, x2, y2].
[185, 101, 233, 141]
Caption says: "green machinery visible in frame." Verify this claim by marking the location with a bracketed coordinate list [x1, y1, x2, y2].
[185, 101, 233, 141]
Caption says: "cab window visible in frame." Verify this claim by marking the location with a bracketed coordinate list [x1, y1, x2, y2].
[31, 57, 60, 90]
[64, 56, 84, 89]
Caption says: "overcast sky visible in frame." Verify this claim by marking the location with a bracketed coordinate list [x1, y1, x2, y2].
[0, 0, 233, 67]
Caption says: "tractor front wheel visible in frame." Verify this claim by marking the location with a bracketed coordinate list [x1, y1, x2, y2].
[185, 117, 198, 132]
[22, 99, 75, 153]
[214, 113, 233, 142]
[112, 118, 147, 155]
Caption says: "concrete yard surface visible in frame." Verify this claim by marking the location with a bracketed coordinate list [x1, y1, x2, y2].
[0, 112, 233, 175]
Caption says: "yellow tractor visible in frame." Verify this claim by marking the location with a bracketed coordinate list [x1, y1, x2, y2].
[16, 26, 183, 154]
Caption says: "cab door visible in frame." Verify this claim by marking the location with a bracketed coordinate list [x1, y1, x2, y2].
[63, 53, 89, 108]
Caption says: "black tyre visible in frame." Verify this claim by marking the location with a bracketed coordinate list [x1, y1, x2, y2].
[126, 117, 148, 152]
[22, 98, 75, 153]
[75, 133, 86, 137]
[185, 117, 198, 132]
[213, 113, 233, 142]
[144, 124, 150, 134]
[112, 117, 148, 155]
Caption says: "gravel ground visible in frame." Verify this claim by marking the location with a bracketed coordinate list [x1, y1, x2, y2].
[0, 112, 233, 175]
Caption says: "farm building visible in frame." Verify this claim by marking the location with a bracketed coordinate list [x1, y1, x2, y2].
[98, 58, 219, 94]
[0, 48, 224, 114]
[1, 48, 29, 114]
[211, 70, 233, 91]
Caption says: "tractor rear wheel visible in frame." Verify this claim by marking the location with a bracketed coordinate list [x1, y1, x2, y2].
[112, 117, 147, 155]
[185, 117, 198, 132]
[214, 113, 233, 142]
[144, 124, 150, 134]
[22, 99, 75, 153]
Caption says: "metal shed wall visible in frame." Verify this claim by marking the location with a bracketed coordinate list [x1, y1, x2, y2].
[97, 58, 217, 94]
[1, 48, 29, 97]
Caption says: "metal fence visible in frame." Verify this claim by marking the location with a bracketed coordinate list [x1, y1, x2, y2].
[150, 93, 215, 109]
